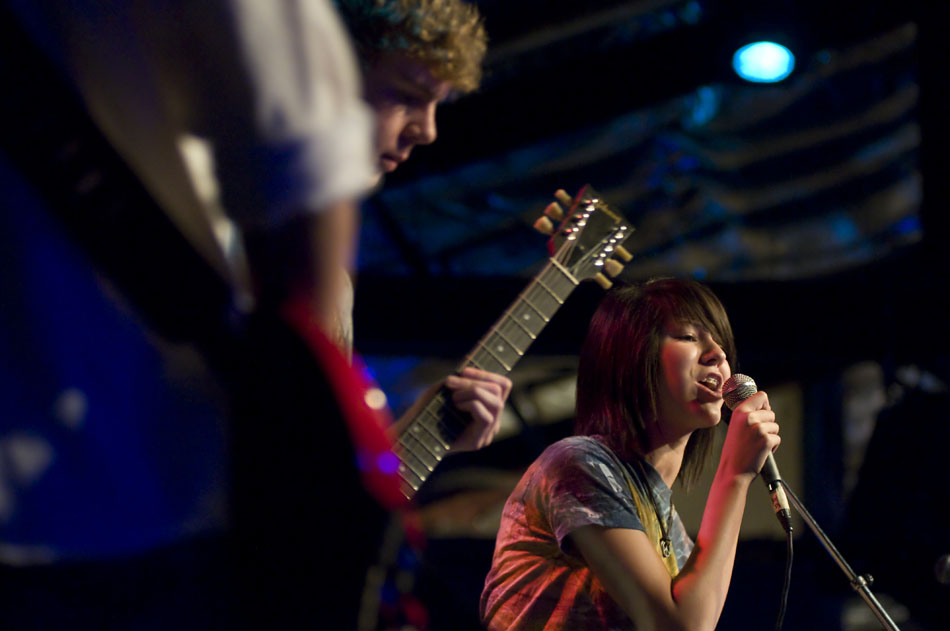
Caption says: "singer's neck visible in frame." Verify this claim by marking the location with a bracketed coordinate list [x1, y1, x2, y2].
[639, 434, 689, 488]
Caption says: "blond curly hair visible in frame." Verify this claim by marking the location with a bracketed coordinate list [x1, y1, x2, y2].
[335, 0, 487, 93]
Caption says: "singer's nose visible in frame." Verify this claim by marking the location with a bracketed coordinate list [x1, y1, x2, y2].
[702, 340, 727, 366]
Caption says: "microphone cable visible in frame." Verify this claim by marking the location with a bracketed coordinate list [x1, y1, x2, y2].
[775, 510, 793, 631]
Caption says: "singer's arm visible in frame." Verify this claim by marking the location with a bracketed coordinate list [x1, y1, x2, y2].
[571, 392, 779, 630]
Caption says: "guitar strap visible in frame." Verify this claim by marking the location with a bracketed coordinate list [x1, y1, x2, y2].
[617, 455, 681, 578]
[1, 8, 402, 627]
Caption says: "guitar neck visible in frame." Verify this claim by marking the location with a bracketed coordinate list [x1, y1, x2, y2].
[394, 258, 580, 499]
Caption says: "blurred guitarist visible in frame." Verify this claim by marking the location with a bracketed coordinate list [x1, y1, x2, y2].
[1, 0, 508, 628]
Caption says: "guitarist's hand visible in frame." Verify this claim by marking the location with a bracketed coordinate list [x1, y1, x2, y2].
[445, 367, 512, 451]
[389, 368, 512, 451]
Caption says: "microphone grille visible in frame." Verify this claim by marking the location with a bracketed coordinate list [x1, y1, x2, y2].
[723, 374, 757, 411]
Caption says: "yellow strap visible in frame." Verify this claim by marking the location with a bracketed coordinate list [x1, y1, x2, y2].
[627, 475, 679, 578]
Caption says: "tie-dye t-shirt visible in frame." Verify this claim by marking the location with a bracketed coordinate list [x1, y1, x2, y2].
[480, 435, 693, 630]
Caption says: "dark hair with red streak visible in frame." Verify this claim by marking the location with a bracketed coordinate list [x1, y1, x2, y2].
[575, 277, 737, 489]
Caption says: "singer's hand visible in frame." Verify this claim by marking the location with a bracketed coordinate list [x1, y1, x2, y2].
[720, 390, 780, 479]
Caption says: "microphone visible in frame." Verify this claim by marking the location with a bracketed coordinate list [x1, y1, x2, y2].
[722, 374, 792, 533]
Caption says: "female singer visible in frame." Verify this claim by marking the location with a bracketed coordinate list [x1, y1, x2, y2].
[480, 278, 780, 630]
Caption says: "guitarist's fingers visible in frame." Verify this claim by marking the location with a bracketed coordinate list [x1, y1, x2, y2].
[446, 372, 510, 451]
[452, 399, 496, 449]
[457, 367, 512, 400]
[452, 384, 504, 417]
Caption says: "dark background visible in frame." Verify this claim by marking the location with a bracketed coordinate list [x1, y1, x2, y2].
[353, 1, 950, 629]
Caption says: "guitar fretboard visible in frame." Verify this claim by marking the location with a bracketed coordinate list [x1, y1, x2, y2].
[394, 258, 579, 499]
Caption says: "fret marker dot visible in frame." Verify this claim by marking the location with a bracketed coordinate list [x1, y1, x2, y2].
[434, 446, 442, 453]
[523, 314, 531, 321]
[496, 345, 505, 353]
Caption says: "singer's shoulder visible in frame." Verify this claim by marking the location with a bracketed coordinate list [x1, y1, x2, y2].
[541, 435, 615, 462]
[533, 435, 629, 481]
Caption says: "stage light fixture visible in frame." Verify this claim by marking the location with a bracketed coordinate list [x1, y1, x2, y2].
[732, 41, 795, 83]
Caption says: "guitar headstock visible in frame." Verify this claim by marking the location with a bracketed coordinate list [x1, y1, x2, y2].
[533, 185, 635, 289]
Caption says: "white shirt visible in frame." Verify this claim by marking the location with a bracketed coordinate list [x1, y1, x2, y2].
[11, 0, 375, 278]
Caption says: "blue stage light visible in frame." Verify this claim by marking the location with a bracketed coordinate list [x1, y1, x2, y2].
[732, 41, 795, 83]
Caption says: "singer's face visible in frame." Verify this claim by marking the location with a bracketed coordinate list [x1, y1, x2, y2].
[363, 53, 453, 186]
[656, 319, 731, 437]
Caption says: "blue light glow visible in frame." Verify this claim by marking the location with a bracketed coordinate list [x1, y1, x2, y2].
[893, 215, 921, 236]
[685, 86, 720, 128]
[377, 450, 400, 475]
[732, 42, 795, 83]
[830, 215, 859, 243]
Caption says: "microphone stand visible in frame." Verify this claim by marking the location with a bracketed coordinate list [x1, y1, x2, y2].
[780, 483, 902, 630]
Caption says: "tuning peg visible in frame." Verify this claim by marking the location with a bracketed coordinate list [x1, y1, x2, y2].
[593, 273, 613, 290]
[554, 189, 573, 207]
[533, 216, 554, 235]
[614, 245, 633, 262]
[544, 201, 564, 221]
[604, 259, 624, 278]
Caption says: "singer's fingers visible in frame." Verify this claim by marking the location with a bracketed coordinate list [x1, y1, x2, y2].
[751, 422, 781, 462]
[748, 418, 778, 436]
[744, 409, 776, 428]
[734, 390, 770, 413]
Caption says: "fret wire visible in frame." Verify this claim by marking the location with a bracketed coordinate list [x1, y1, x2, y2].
[395, 256, 595, 499]
[547, 257, 581, 287]
[422, 406, 462, 448]
[398, 448, 431, 477]
[467, 356, 488, 370]
[423, 398, 453, 426]
[399, 482, 417, 500]
[398, 454, 425, 480]
[407, 426, 446, 463]
[396, 466, 420, 487]
[520, 291, 550, 322]
[475, 343, 511, 372]
[408, 419, 451, 451]
[491, 329, 524, 356]
[435, 405, 467, 441]
[399, 461, 428, 489]
[396, 461, 423, 488]
[402, 444, 439, 480]
[523, 285, 558, 321]
[542, 272, 577, 300]
[505, 311, 537, 339]
[535, 277, 565, 305]
[398, 431, 441, 469]
[429, 390, 450, 409]
[540, 277, 580, 309]
[535, 270, 575, 304]
[422, 405, 444, 424]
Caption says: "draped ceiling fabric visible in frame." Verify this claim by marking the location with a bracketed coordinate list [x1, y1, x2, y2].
[358, 23, 920, 283]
